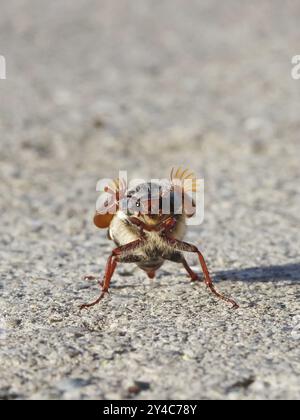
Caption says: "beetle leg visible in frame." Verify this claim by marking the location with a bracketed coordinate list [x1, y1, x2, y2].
[181, 257, 200, 282]
[128, 216, 177, 234]
[80, 255, 117, 310]
[128, 217, 150, 235]
[80, 239, 144, 310]
[163, 237, 239, 309]
[166, 253, 199, 281]
[157, 217, 177, 233]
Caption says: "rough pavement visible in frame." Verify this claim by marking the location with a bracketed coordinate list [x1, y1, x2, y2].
[0, 0, 299, 400]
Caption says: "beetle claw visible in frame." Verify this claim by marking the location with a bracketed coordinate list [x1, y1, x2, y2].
[79, 288, 109, 310]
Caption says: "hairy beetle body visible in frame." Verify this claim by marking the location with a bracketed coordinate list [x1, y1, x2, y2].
[80, 168, 239, 310]
[109, 209, 187, 276]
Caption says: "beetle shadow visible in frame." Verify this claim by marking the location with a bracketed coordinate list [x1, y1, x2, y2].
[111, 262, 300, 291]
[214, 263, 300, 283]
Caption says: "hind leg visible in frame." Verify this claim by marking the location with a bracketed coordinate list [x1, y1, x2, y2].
[80, 254, 117, 310]
[164, 238, 239, 309]
[182, 257, 199, 282]
[80, 240, 144, 310]
[167, 252, 199, 282]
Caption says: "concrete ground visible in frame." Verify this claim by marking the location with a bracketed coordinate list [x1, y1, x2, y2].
[0, 0, 299, 400]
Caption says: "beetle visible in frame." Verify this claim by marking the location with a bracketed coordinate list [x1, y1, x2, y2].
[80, 168, 239, 310]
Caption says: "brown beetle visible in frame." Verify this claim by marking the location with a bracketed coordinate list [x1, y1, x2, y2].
[80, 168, 238, 310]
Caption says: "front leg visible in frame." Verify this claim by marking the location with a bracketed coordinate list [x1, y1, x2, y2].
[128, 216, 177, 234]
[164, 237, 239, 309]
[182, 257, 200, 282]
[157, 217, 177, 233]
[80, 239, 144, 310]
[127, 217, 148, 237]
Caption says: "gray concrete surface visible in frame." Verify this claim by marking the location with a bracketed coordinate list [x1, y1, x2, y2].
[0, 0, 299, 400]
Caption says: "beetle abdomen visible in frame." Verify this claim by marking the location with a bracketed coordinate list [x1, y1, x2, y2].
[137, 259, 165, 273]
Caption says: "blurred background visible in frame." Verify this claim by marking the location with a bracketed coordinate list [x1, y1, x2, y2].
[0, 0, 299, 400]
